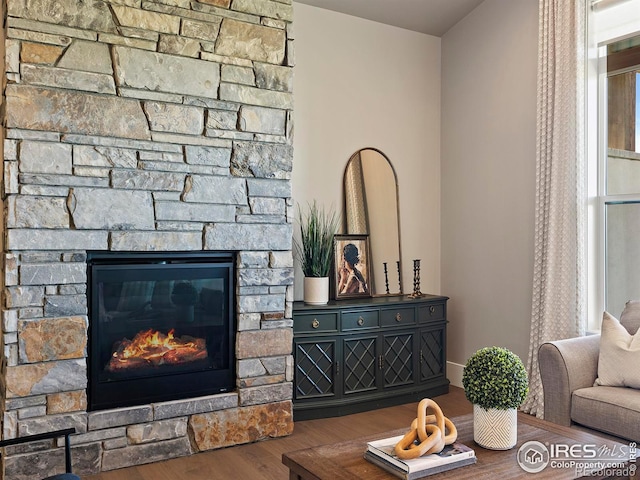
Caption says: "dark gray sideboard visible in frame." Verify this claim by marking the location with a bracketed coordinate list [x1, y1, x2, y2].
[292, 294, 449, 420]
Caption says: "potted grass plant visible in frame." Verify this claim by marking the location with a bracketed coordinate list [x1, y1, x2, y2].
[462, 346, 528, 450]
[294, 201, 340, 305]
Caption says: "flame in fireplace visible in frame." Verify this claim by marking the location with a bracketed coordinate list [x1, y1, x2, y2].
[106, 328, 208, 372]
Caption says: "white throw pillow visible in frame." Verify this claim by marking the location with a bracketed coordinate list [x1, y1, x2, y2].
[595, 311, 640, 389]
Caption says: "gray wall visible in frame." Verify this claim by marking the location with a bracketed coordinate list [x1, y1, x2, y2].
[292, 3, 442, 300]
[441, 0, 538, 376]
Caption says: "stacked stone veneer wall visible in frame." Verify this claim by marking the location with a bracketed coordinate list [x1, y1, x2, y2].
[0, 0, 295, 477]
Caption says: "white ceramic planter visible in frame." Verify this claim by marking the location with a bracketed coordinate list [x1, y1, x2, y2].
[303, 277, 329, 305]
[473, 404, 518, 450]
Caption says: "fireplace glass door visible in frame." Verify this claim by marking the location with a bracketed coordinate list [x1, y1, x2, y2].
[88, 252, 235, 411]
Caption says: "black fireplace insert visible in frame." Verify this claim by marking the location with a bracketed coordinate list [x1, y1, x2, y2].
[87, 251, 236, 411]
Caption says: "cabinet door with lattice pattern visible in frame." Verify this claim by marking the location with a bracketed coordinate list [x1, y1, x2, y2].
[294, 339, 337, 400]
[382, 331, 414, 388]
[419, 326, 445, 382]
[342, 335, 378, 395]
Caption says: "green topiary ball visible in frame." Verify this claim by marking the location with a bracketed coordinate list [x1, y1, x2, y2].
[462, 346, 528, 410]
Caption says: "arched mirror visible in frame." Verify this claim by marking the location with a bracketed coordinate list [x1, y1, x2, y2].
[343, 148, 402, 296]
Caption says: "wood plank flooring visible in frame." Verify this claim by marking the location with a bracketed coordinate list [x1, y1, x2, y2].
[84, 387, 472, 480]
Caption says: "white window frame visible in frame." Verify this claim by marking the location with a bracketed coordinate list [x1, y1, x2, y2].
[587, 0, 640, 331]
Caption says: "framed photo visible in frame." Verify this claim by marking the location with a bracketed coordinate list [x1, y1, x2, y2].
[333, 234, 371, 300]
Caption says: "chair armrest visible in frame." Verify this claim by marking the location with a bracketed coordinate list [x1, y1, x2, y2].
[538, 335, 600, 426]
[0, 428, 76, 474]
[0, 428, 76, 448]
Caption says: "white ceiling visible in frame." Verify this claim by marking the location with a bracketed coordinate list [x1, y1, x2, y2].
[293, 0, 486, 37]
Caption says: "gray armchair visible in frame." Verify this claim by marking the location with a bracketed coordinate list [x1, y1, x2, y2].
[538, 301, 640, 442]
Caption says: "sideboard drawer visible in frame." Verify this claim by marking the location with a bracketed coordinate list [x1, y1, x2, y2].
[342, 310, 379, 330]
[419, 303, 446, 323]
[381, 307, 415, 327]
[294, 313, 338, 333]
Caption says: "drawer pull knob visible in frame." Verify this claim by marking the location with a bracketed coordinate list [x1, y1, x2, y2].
[429, 306, 436, 314]
[312, 319, 320, 329]
[357, 316, 365, 326]
[396, 312, 402, 322]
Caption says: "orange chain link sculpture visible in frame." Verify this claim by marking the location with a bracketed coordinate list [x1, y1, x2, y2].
[394, 398, 458, 459]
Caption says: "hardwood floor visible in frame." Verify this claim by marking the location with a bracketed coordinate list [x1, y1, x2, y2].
[84, 387, 472, 480]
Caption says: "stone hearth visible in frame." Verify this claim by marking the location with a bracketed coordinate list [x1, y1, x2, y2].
[0, 0, 295, 477]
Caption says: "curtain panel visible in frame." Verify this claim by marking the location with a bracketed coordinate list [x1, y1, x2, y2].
[522, 0, 587, 418]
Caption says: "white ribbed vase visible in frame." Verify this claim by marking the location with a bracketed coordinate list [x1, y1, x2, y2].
[473, 404, 518, 450]
[303, 277, 329, 305]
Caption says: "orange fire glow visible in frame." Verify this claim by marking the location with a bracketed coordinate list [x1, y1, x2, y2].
[106, 328, 208, 372]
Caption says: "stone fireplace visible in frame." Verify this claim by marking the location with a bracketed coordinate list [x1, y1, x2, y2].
[0, 0, 295, 477]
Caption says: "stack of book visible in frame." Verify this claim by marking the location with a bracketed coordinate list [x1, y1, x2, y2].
[364, 435, 476, 479]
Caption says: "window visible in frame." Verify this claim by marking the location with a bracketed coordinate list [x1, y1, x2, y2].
[601, 35, 640, 319]
[588, 0, 640, 330]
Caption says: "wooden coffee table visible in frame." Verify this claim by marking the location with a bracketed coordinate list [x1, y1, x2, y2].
[282, 412, 636, 479]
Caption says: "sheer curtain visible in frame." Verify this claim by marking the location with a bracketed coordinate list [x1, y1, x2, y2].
[521, 0, 587, 418]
